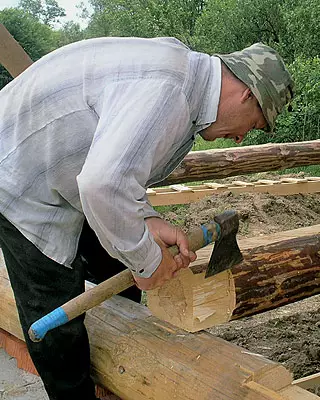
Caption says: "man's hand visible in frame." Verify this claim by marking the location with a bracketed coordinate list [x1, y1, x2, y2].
[133, 217, 197, 290]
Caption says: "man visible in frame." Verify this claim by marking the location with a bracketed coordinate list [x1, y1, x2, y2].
[0, 37, 293, 399]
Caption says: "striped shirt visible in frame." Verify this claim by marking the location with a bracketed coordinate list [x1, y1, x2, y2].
[0, 37, 221, 278]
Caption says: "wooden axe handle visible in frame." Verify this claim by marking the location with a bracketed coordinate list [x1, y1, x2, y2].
[28, 222, 219, 342]
[0, 23, 33, 78]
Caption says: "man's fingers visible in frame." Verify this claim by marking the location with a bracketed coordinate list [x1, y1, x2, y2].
[189, 251, 197, 262]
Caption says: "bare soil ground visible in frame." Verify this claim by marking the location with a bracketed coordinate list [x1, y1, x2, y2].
[159, 173, 320, 395]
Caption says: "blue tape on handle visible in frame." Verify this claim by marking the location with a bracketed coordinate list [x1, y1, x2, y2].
[201, 223, 221, 246]
[30, 307, 69, 341]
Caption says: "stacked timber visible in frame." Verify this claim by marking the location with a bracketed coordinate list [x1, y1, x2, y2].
[0, 263, 319, 400]
[148, 225, 320, 332]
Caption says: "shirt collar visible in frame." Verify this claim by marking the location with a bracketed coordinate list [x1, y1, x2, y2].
[195, 56, 221, 132]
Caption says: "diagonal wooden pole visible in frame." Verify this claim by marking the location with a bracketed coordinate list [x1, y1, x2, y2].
[0, 23, 33, 78]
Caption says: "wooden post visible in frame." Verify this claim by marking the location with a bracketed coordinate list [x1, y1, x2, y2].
[0, 264, 318, 400]
[0, 24, 33, 78]
[148, 225, 320, 332]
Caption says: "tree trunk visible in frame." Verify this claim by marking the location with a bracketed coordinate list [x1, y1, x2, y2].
[148, 225, 320, 332]
[158, 140, 320, 186]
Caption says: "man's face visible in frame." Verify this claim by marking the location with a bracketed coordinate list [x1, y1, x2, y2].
[200, 88, 267, 144]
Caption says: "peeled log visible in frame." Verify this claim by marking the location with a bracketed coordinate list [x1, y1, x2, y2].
[1, 265, 318, 400]
[148, 225, 320, 332]
[159, 140, 320, 185]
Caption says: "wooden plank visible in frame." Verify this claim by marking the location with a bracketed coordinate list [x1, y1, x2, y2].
[148, 180, 320, 206]
[293, 373, 320, 390]
[279, 385, 320, 399]
[0, 24, 33, 78]
[280, 178, 307, 183]
[146, 188, 156, 195]
[257, 179, 278, 184]
[205, 182, 229, 188]
[307, 177, 320, 182]
[169, 184, 193, 192]
[232, 180, 255, 186]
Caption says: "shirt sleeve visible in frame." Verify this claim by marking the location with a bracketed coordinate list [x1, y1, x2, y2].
[77, 80, 191, 278]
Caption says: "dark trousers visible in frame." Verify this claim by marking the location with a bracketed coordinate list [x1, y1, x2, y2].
[0, 214, 141, 400]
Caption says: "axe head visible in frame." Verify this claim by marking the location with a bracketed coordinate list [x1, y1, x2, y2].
[205, 210, 243, 278]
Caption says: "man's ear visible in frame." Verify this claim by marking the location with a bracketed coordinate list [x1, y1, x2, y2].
[240, 87, 252, 104]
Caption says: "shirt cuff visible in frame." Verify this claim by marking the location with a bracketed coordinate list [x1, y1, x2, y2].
[112, 228, 162, 278]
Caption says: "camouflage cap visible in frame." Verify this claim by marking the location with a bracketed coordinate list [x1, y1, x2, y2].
[215, 43, 294, 132]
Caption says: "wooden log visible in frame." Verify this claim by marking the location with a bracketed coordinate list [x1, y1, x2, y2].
[0, 24, 33, 78]
[148, 225, 320, 332]
[0, 264, 317, 400]
[159, 140, 320, 185]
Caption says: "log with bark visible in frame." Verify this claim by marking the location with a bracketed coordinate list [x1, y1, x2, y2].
[157, 140, 320, 185]
[148, 225, 320, 332]
[0, 262, 318, 400]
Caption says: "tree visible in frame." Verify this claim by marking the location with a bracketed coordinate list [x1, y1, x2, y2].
[56, 21, 86, 47]
[243, 56, 320, 145]
[193, 0, 286, 55]
[279, 0, 320, 61]
[18, 0, 66, 26]
[84, 0, 206, 45]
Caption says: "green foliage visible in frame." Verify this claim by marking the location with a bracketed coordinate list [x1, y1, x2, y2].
[244, 57, 320, 146]
[56, 21, 86, 47]
[18, 0, 66, 26]
[192, 136, 237, 151]
[85, 0, 206, 44]
[0, 8, 59, 89]
[278, 165, 320, 176]
[192, 0, 285, 54]
[279, 0, 320, 61]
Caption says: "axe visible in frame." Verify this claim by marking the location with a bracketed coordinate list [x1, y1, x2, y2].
[28, 210, 242, 342]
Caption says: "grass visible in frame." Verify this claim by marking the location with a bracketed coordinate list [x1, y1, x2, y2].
[278, 165, 320, 176]
[192, 136, 237, 151]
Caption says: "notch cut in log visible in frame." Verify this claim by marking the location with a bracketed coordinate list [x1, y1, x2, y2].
[147, 225, 320, 332]
[0, 24, 33, 78]
[0, 265, 318, 400]
[157, 140, 320, 186]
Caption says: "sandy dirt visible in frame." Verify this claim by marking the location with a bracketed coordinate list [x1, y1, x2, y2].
[159, 173, 320, 395]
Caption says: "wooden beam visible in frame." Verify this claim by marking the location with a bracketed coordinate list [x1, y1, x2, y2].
[158, 140, 320, 186]
[0, 264, 317, 400]
[293, 373, 320, 390]
[147, 177, 320, 206]
[147, 225, 320, 332]
[279, 385, 320, 399]
[0, 24, 33, 78]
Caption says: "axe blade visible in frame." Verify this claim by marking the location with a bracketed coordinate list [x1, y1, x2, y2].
[205, 210, 243, 278]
